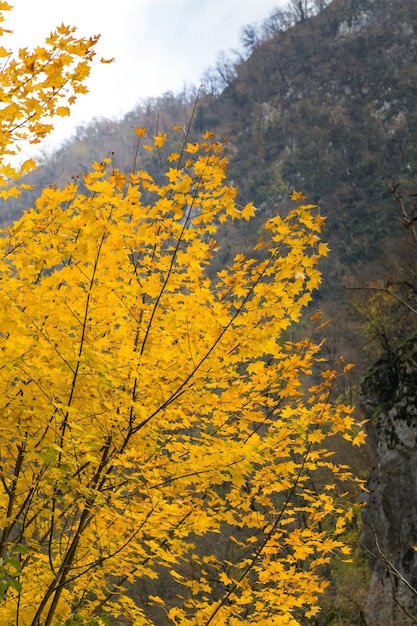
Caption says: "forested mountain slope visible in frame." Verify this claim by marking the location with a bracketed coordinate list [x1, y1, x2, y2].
[0, 0, 417, 408]
[4, 0, 417, 365]
[5, 0, 417, 332]
[200, 0, 417, 268]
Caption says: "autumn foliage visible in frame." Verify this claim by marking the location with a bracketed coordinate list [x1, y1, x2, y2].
[0, 6, 363, 626]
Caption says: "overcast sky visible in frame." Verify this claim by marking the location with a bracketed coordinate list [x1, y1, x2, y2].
[5, 0, 285, 154]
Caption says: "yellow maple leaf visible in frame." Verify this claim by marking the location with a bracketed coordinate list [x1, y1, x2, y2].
[352, 430, 366, 447]
[290, 189, 306, 201]
[154, 133, 167, 148]
[56, 106, 70, 117]
[134, 126, 147, 137]
[219, 571, 233, 586]
[241, 201, 256, 220]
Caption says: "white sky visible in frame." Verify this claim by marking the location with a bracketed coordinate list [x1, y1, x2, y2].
[4, 0, 285, 154]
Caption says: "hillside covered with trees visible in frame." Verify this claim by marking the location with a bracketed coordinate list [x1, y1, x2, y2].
[5, 0, 417, 377]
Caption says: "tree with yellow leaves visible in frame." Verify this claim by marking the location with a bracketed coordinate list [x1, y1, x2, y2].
[0, 5, 364, 626]
[0, 1, 99, 200]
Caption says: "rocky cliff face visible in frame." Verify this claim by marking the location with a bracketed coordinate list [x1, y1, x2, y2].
[361, 334, 417, 625]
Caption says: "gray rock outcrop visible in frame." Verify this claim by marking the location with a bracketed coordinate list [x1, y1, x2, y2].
[361, 334, 417, 625]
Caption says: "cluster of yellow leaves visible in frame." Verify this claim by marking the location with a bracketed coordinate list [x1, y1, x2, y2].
[0, 9, 364, 624]
[0, 3, 99, 199]
[0, 122, 362, 626]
